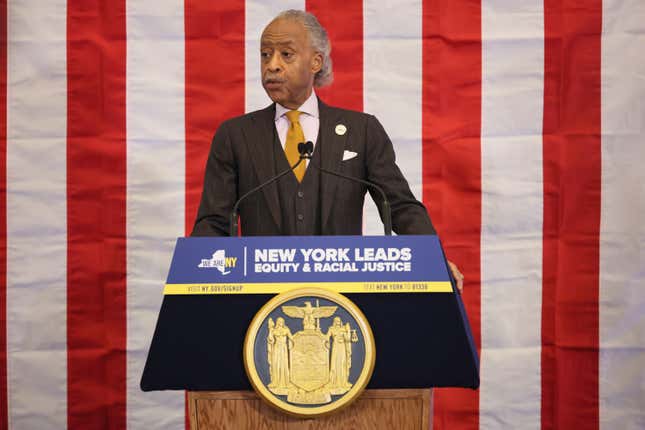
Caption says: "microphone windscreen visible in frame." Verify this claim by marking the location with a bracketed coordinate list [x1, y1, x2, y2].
[298, 141, 314, 156]
[305, 141, 314, 154]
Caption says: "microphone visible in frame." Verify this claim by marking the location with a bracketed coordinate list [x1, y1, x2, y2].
[229, 146, 309, 236]
[297, 141, 313, 158]
[299, 141, 393, 236]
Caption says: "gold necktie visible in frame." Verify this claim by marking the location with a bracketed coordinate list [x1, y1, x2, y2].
[285, 110, 306, 182]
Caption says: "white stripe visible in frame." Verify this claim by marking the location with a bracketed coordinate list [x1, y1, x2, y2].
[6, 0, 68, 428]
[600, 1, 645, 428]
[245, 0, 305, 113]
[480, 0, 544, 428]
[126, 1, 186, 429]
[363, 0, 422, 235]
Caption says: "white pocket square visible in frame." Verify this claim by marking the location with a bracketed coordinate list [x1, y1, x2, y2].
[342, 150, 358, 161]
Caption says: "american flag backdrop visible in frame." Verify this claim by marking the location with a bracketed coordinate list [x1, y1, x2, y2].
[1, 0, 644, 429]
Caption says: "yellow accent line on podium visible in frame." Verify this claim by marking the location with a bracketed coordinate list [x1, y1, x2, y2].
[163, 281, 453, 295]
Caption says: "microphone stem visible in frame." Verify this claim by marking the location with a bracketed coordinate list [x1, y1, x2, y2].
[229, 157, 306, 237]
[309, 163, 393, 236]
[231, 145, 394, 237]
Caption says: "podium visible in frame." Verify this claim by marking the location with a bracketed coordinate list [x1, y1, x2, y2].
[141, 235, 479, 429]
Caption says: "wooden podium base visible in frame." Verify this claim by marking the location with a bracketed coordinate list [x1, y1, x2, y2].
[188, 389, 432, 430]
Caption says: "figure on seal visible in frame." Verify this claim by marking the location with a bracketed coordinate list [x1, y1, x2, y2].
[326, 317, 356, 394]
[267, 317, 293, 394]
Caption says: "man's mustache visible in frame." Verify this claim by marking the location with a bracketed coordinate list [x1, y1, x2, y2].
[263, 76, 285, 84]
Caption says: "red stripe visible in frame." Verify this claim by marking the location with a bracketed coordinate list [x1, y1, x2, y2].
[184, 0, 245, 234]
[0, 0, 7, 425]
[184, 4, 245, 426]
[66, 0, 127, 428]
[542, 1, 601, 429]
[422, 1, 481, 429]
[306, 0, 363, 112]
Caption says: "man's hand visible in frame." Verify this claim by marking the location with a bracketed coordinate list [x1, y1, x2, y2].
[447, 260, 464, 294]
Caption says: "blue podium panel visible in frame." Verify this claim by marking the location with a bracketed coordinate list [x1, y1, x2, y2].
[165, 235, 453, 294]
[141, 235, 479, 391]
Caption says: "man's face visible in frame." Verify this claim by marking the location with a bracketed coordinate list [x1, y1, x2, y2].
[261, 18, 322, 109]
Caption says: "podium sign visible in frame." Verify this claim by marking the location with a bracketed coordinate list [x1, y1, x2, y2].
[141, 235, 479, 392]
[164, 235, 453, 295]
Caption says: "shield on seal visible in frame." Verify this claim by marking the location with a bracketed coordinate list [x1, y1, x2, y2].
[289, 331, 329, 391]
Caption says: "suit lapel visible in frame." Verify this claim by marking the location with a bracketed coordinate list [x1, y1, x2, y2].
[241, 105, 282, 231]
[318, 100, 347, 230]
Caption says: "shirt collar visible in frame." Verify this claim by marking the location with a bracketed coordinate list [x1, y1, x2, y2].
[275, 90, 319, 121]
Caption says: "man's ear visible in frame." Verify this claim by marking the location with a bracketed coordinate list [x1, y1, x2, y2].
[311, 52, 323, 74]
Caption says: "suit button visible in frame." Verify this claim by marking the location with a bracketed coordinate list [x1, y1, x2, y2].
[297, 214, 304, 221]
[297, 191, 304, 198]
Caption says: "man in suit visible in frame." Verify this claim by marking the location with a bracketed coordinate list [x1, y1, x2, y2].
[192, 9, 464, 291]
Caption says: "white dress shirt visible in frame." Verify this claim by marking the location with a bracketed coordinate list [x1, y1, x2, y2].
[274, 90, 320, 152]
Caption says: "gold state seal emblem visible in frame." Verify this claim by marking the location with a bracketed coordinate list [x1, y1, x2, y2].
[243, 288, 375, 417]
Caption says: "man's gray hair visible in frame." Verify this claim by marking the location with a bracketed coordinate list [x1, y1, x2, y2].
[274, 9, 334, 87]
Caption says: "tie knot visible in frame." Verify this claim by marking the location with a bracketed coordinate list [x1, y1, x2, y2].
[285, 110, 302, 124]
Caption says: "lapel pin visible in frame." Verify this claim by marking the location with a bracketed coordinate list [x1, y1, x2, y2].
[335, 124, 347, 136]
